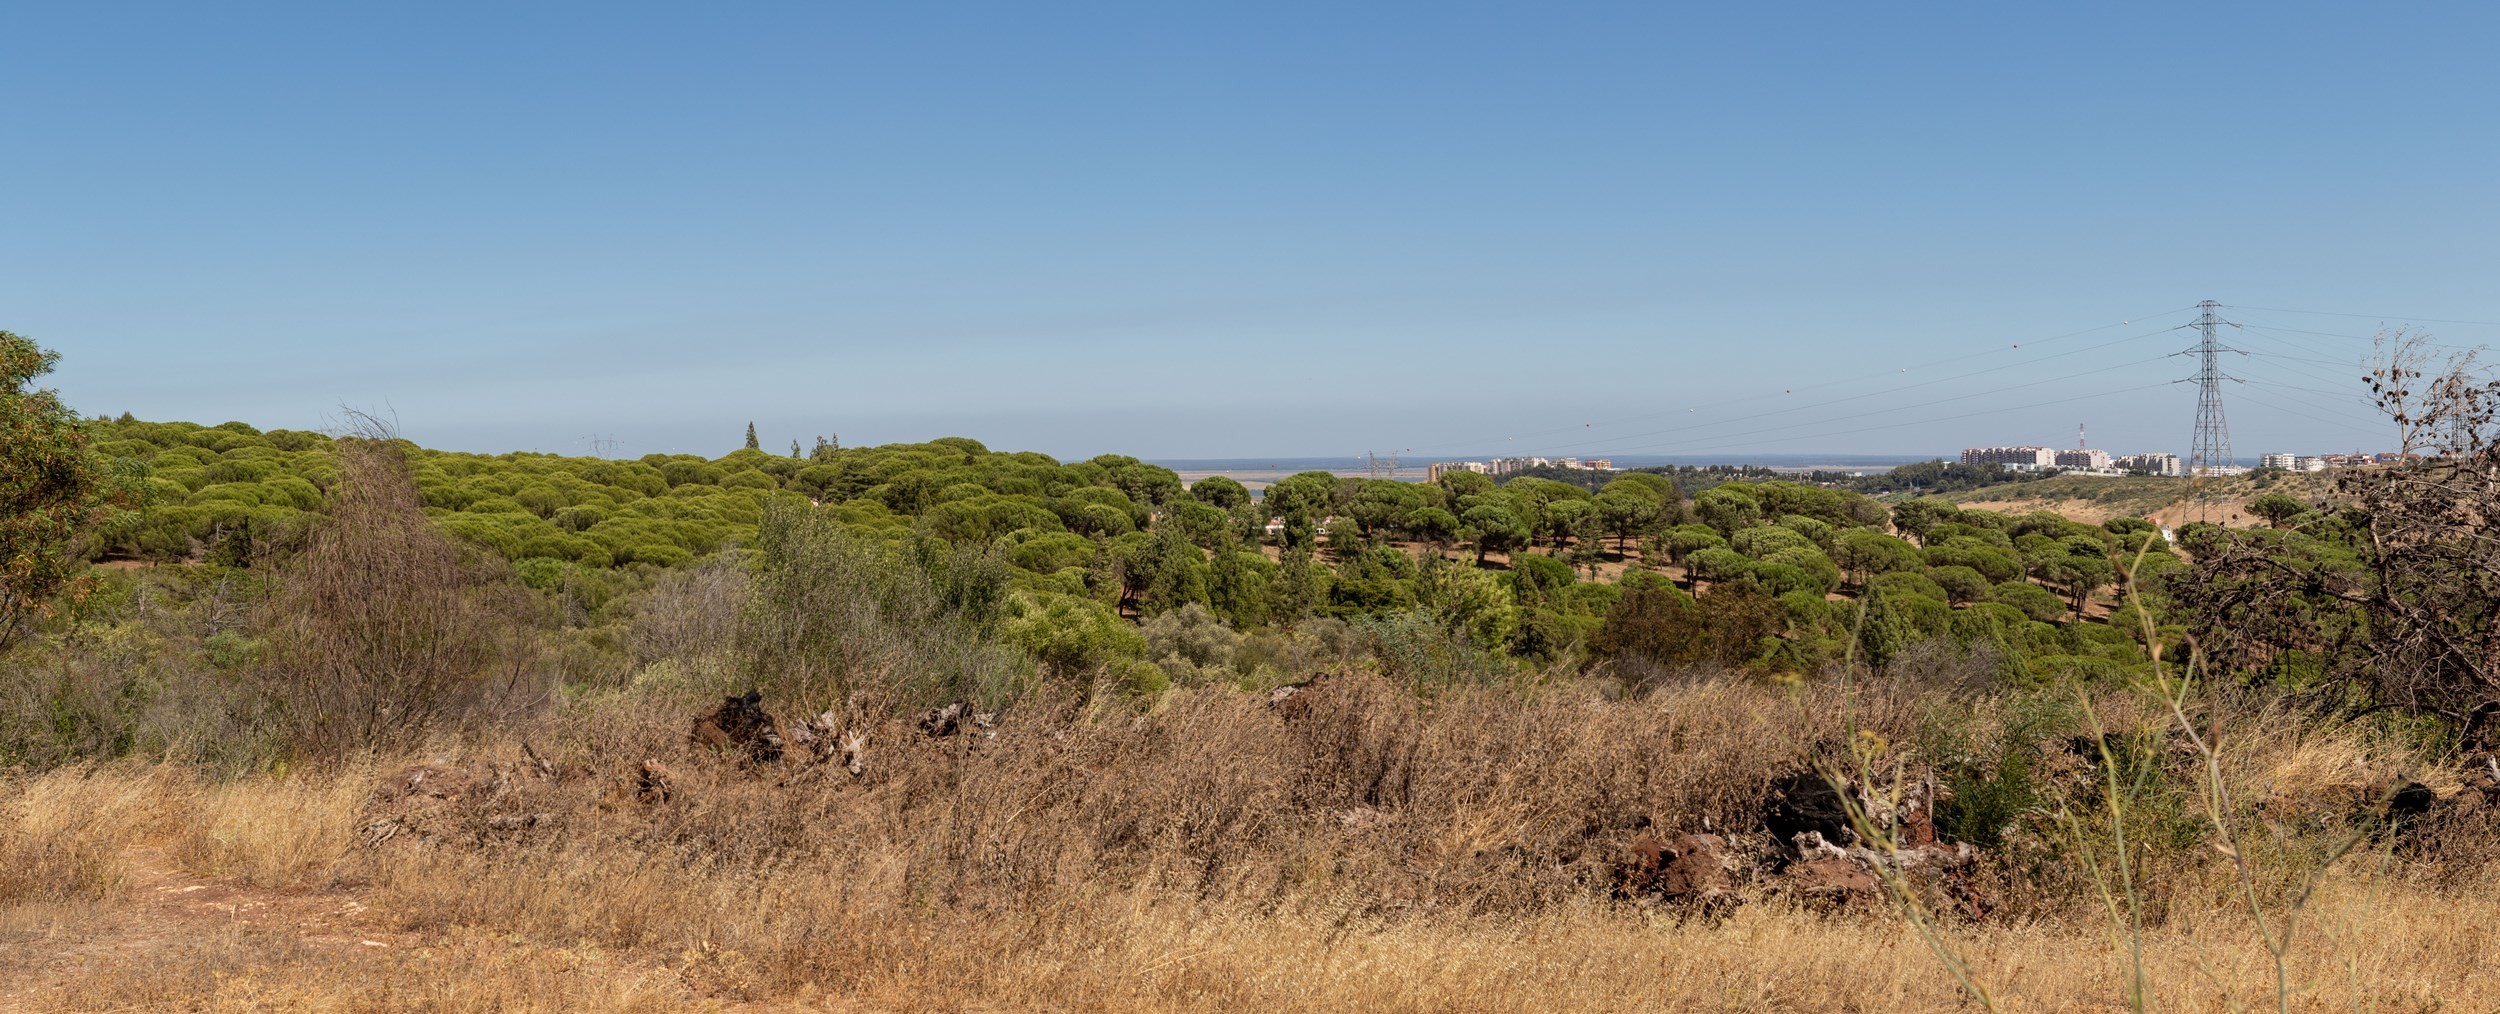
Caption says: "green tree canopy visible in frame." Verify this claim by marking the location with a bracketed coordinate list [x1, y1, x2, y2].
[1187, 474, 1251, 510]
[1889, 498, 1960, 544]
[1436, 468, 1494, 500]
[1461, 503, 1531, 564]
[1594, 490, 1663, 550]
[1693, 485, 1762, 535]
[2248, 492, 2309, 529]
[0, 331, 139, 641]
[1832, 529, 1923, 581]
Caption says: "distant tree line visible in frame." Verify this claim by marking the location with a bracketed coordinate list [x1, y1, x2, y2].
[1809, 460, 2046, 496]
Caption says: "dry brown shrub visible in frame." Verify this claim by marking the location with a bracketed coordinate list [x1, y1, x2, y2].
[335, 673, 1916, 949]
[288, 677, 2494, 1008]
[626, 554, 748, 666]
[253, 438, 545, 758]
[15, 676, 2500, 1010]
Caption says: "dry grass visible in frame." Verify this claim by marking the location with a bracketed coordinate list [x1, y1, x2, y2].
[5, 676, 2493, 1012]
[0, 764, 189, 904]
[18, 929, 693, 1013]
[166, 769, 373, 889]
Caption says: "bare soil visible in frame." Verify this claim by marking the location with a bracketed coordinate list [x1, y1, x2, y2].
[0, 851, 856, 1012]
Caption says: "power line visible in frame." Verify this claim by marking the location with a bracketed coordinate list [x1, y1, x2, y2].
[1572, 352, 2178, 455]
[2232, 377, 2384, 421]
[2224, 315, 2489, 353]
[1390, 301, 2459, 469]
[2229, 384, 2389, 434]
[1519, 323, 2193, 458]
[2235, 350, 2376, 394]
[1593, 381, 2179, 457]
[1401, 303, 2204, 457]
[2240, 348, 2363, 369]
[2233, 376, 2373, 401]
[2232, 324, 2378, 365]
[2224, 304, 2500, 329]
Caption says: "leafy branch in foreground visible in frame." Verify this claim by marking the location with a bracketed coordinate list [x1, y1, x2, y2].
[0, 330, 141, 647]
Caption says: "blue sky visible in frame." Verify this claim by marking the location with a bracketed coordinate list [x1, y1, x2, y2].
[7, 3, 2497, 461]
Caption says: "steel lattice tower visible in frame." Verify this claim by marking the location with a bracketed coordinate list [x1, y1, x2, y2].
[2187, 300, 2235, 478]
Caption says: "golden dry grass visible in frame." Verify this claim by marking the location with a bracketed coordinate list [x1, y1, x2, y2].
[3, 677, 2490, 1012]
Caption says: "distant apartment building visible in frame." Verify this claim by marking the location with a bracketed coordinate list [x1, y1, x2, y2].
[1961, 446, 2055, 467]
[2260, 453, 2331, 472]
[2114, 452, 2183, 477]
[1432, 456, 1613, 480]
[2055, 448, 2112, 469]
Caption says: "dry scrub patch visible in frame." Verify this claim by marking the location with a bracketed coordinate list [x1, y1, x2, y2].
[4, 681, 2497, 1010]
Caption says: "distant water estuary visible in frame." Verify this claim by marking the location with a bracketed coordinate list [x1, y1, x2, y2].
[1149, 453, 1944, 491]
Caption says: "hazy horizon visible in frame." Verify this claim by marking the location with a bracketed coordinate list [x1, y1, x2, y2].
[8, 4, 2493, 460]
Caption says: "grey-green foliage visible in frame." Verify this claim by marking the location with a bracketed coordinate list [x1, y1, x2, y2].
[740, 500, 1030, 712]
[1142, 602, 1245, 686]
[1357, 609, 1514, 696]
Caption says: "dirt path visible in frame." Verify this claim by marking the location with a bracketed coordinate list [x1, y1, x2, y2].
[0, 851, 863, 1012]
[0, 852, 402, 1011]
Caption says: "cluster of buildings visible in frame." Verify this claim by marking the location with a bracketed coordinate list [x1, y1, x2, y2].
[1427, 456, 1613, 481]
[2259, 452, 2397, 471]
[2114, 452, 2185, 476]
[1964, 444, 2405, 477]
[2258, 454, 2329, 472]
[1960, 446, 2183, 477]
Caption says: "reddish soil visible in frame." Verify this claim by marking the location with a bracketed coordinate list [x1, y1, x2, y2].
[0, 852, 850, 1011]
[0, 851, 405, 1009]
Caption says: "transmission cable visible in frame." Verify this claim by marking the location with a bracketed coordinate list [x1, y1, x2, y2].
[1597, 380, 2178, 457]
[1402, 303, 2204, 457]
[1520, 325, 2192, 457]
[2225, 304, 2500, 329]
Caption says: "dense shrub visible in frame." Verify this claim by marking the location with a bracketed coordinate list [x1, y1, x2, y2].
[252, 440, 542, 758]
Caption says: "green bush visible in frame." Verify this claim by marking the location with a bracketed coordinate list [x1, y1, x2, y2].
[1870, 570, 1949, 604]
[1005, 592, 1143, 678]
[1993, 581, 2067, 623]
[1926, 565, 1993, 604]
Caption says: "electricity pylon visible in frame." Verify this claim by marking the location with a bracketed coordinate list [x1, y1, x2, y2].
[2183, 300, 2244, 521]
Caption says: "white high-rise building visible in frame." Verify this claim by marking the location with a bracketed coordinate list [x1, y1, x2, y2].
[2114, 452, 2183, 477]
[1962, 446, 2055, 467]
